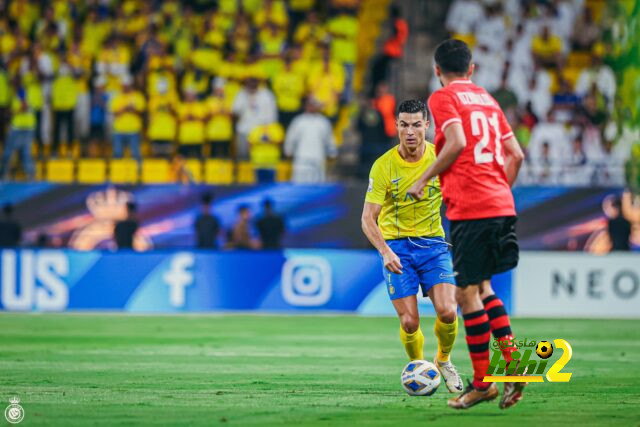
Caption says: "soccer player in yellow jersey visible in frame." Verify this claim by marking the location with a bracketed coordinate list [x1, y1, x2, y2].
[361, 100, 463, 393]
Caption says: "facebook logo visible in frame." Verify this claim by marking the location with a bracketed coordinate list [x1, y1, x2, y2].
[281, 256, 332, 307]
[163, 253, 195, 308]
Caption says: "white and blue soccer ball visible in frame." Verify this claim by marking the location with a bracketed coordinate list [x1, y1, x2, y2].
[401, 360, 441, 396]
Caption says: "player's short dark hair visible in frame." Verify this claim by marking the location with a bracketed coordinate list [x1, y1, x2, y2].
[434, 39, 472, 75]
[397, 99, 427, 119]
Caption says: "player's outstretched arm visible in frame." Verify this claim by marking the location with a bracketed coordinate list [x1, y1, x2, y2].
[622, 190, 640, 222]
[361, 202, 403, 274]
[502, 136, 525, 187]
[407, 122, 466, 199]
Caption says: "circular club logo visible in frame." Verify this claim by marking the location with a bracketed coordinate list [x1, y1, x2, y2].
[4, 397, 24, 424]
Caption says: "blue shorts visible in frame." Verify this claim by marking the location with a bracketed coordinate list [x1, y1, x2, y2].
[382, 236, 456, 300]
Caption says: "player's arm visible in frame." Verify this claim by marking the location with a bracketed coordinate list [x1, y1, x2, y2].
[502, 135, 525, 187]
[361, 202, 403, 274]
[407, 122, 466, 199]
[622, 190, 640, 222]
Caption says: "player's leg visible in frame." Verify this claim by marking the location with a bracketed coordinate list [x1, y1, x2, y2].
[446, 283, 499, 409]
[481, 281, 525, 409]
[392, 295, 424, 361]
[413, 241, 459, 363]
[480, 216, 520, 363]
[428, 282, 463, 393]
[479, 281, 517, 365]
[446, 219, 498, 409]
[481, 216, 524, 409]
[456, 284, 493, 389]
[428, 283, 458, 363]
[385, 240, 423, 361]
[412, 239, 462, 392]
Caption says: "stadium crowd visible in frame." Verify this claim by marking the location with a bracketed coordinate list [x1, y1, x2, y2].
[0, 0, 358, 182]
[0, 0, 637, 188]
[435, 0, 636, 186]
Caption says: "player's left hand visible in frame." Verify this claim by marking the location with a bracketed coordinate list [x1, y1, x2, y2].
[407, 180, 425, 200]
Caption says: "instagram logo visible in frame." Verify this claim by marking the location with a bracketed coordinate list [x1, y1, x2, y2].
[281, 256, 332, 306]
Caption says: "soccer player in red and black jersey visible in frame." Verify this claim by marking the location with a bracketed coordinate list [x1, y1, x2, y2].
[408, 39, 526, 410]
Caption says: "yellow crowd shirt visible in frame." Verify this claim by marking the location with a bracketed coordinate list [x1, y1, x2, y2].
[25, 77, 43, 111]
[147, 71, 176, 99]
[111, 91, 145, 133]
[0, 70, 10, 107]
[181, 71, 209, 98]
[258, 29, 287, 56]
[272, 69, 305, 112]
[308, 74, 341, 117]
[148, 95, 177, 141]
[365, 144, 445, 240]
[253, 1, 288, 28]
[11, 97, 36, 130]
[205, 96, 233, 142]
[51, 75, 78, 111]
[532, 35, 563, 58]
[289, 0, 315, 11]
[178, 101, 207, 144]
[248, 123, 284, 168]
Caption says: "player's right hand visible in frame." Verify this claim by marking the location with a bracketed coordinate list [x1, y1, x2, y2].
[382, 250, 403, 274]
[407, 180, 425, 200]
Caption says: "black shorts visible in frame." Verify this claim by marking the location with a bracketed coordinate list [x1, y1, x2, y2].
[449, 216, 519, 287]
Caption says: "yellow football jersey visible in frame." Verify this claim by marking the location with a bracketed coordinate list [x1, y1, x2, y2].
[365, 144, 445, 240]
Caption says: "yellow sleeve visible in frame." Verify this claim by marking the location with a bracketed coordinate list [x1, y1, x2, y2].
[266, 123, 285, 144]
[198, 103, 207, 119]
[135, 93, 146, 112]
[110, 95, 122, 113]
[364, 158, 388, 205]
[248, 125, 263, 144]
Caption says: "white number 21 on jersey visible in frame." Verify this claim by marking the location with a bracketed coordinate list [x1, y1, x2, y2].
[470, 111, 504, 165]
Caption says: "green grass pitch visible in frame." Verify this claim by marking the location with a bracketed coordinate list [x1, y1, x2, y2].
[1, 314, 639, 426]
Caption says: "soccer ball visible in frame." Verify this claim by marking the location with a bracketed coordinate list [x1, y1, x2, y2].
[401, 360, 441, 396]
[536, 341, 554, 359]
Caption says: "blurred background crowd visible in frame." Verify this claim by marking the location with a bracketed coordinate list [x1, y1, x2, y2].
[0, 0, 367, 184]
[0, 0, 638, 187]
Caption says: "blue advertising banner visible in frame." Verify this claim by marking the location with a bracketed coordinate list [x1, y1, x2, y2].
[0, 249, 513, 314]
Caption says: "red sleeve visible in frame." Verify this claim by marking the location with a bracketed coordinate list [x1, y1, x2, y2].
[428, 90, 461, 133]
[498, 109, 514, 141]
[395, 19, 409, 44]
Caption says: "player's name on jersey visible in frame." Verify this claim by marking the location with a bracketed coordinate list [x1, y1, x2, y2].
[455, 92, 497, 107]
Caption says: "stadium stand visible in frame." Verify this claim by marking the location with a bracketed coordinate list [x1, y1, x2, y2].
[0, 0, 377, 183]
[1, 0, 637, 188]
[435, 0, 636, 187]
